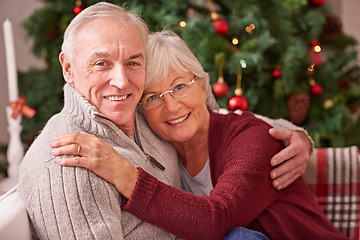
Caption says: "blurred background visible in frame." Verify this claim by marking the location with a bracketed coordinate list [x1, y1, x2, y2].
[0, 0, 359, 164]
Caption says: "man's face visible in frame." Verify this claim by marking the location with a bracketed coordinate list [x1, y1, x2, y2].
[60, 17, 145, 135]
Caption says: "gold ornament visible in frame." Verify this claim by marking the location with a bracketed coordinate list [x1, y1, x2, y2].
[235, 67, 243, 96]
[324, 99, 334, 109]
[245, 24, 255, 34]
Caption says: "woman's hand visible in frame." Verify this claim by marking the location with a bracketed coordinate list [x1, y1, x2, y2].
[50, 132, 138, 199]
[268, 129, 312, 190]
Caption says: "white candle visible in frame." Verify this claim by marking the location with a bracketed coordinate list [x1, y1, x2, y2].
[3, 19, 19, 103]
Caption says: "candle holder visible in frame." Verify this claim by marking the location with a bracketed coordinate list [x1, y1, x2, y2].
[0, 106, 24, 192]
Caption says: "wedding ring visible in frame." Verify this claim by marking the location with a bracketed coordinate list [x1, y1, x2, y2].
[76, 145, 81, 156]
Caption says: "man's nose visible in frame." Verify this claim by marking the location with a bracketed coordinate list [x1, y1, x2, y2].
[109, 65, 129, 89]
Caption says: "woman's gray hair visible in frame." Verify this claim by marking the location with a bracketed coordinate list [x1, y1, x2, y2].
[146, 30, 219, 111]
[61, 2, 148, 63]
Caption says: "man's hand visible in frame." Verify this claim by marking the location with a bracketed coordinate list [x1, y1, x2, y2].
[269, 128, 312, 190]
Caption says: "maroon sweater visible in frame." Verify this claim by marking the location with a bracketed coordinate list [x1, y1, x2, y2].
[122, 111, 348, 240]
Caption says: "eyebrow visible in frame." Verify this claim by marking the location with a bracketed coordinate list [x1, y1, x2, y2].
[87, 52, 110, 65]
[128, 53, 144, 61]
[87, 52, 144, 65]
[170, 76, 189, 86]
[142, 75, 190, 96]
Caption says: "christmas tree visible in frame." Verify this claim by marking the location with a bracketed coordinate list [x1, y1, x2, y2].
[18, 0, 360, 148]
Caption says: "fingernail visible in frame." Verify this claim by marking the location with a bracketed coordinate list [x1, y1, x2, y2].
[273, 180, 279, 187]
[277, 185, 282, 190]
[271, 172, 277, 179]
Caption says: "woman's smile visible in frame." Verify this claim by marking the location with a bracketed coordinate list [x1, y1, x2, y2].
[165, 113, 190, 125]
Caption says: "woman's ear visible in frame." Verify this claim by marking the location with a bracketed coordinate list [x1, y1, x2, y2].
[59, 52, 74, 85]
[198, 78, 208, 101]
[199, 77, 206, 91]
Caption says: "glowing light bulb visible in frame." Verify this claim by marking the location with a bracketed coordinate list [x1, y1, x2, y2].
[180, 21, 186, 27]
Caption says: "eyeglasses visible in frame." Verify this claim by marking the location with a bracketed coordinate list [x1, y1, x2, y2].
[140, 75, 199, 110]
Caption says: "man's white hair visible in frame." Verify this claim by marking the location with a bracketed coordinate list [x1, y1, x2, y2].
[61, 2, 148, 63]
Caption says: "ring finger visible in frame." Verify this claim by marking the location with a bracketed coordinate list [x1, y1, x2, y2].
[52, 143, 83, 157]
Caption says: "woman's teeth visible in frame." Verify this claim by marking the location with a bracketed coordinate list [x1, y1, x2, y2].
[167, 114, 189, 125]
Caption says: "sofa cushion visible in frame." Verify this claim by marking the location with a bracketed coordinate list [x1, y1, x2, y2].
[0, 185, 31, 240]
[304, 146, 360, 240]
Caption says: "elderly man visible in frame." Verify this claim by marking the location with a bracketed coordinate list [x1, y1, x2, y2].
[18, 2, 180, 239]
[19, 2, 312, 239]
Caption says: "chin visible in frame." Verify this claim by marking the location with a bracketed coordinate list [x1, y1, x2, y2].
[169, 134, 194, 143]
[109, 111, 133, 125]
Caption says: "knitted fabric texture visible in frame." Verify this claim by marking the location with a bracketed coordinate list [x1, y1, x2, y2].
[122, 111, 347, 240]
[18, 84, 180, 239]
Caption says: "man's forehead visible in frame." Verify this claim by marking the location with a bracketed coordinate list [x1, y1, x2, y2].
[77, 17, 127, 34]
[73, 18, 145, 54]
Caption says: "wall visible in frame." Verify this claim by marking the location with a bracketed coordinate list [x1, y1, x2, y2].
[0, 0, 45, 145]
[328, 0, 360, 64]
[0, 0, 359, 145]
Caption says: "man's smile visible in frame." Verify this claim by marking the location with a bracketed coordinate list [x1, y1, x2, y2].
[105, 95, 129, 101]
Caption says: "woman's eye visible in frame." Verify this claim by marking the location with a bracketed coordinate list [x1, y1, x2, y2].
[174, 83, 186, 91]
[146, 95, 158, 102]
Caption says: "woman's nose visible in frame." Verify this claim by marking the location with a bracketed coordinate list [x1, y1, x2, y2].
[162, 94, 181, 112]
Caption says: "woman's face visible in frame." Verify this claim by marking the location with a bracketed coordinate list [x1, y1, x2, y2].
[141, 70, 209, 144]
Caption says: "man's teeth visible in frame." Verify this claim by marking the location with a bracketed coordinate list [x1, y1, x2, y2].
[106, 95, 128, 101]
[167, 114, 189, 125]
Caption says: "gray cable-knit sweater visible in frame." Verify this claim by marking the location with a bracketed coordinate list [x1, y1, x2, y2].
[18, 84, 181, 239]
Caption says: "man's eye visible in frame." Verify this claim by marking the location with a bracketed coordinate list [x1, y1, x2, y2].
[95, 61, 107, 67]
[146, 95, 159, 102]
[128, 61, 140, 66]
[173, 83, 186, 91]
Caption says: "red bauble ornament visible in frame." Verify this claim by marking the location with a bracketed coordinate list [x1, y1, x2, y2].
[310, 83, 323, 96]
[212, 18, 229, 36]
[311, 52, 322, 67]
[309, 0, 326, 7]
[311, 39, 320, 48]
[73, 5, 83, 15]
[272, 68, 282, 79]
[228, 95, 248, 111]
[337, 77, 351, 90]
[212, 80, 229, 97]
[348, 104, 360, 113]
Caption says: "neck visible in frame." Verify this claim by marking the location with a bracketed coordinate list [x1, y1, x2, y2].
[121, 125, 134, 137]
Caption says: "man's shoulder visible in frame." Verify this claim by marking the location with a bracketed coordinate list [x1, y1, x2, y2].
[211, 110, 268, 130]
[19, 113, 79, 184]
[210, 110, 277, 151]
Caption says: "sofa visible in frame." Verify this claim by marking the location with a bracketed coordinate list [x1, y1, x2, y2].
[303, 146, 360, 239]
[0, 146, 359, 239]
[0, 185, 31, 240]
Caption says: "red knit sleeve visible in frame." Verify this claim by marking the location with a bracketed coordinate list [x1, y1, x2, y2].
[122, 114, 283, 240]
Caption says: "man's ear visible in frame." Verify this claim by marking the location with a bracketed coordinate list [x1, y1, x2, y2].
[59, 52, 74, 85]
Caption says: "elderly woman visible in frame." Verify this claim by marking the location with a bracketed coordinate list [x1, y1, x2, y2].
[50, 30, 347, 239]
